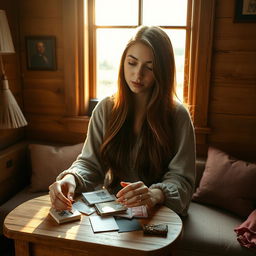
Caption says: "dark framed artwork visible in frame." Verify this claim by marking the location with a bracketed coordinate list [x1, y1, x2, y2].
[234, 0, 256, 22]
[26, 36, 57, 70]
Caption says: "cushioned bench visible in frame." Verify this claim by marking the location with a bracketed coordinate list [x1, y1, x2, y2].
[1, 142, 255, 256]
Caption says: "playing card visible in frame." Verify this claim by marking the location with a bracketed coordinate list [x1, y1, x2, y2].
[131, 205, 148, 218]
[89, 215, 119, 233]
[115, 217, 142, 233]
[113, 208, 133, 219]
[73, 199, 96, 215]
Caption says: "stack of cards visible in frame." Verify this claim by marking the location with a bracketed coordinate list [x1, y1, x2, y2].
[49, 207, 81, 224]
[114, 205, 148, 219]
[95, 201, 127, 216]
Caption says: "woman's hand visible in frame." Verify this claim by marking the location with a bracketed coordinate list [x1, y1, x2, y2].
[116, 181, 164, 209]
[48, 174, 76, 211]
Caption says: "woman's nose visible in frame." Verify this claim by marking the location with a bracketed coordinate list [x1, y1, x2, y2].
[135, 65, 143, 79]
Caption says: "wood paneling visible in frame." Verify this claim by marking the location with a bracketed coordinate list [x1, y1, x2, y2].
[25, 114, 88, 144]
[4, 0, 254, 160]
[0, 142, 28, 204]
[18, 0, 67, 142]
[208, 0, 256, 160]
[211, 85, 256, 115]
[17, 0, 86, 144]
[19, 0, 62, 18]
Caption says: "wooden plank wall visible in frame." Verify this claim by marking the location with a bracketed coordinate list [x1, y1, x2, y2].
[18, 0, 88, 145]
[208, 0, 256, 161]
[2, 0, 255, 161]
[0, 0, 25, 150]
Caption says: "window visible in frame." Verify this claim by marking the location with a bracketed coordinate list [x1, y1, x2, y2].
[88, 0, 192, 102]
[63, 0, 215, 153]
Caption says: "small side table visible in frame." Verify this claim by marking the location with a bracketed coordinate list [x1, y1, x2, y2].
[4, 195, 182, 256]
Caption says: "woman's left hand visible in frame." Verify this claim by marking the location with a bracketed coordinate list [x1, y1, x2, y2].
[116, 181, 164, 209]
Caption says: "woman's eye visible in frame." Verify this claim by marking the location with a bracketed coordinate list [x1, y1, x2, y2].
[146, 66, 153, 71]
[128, 61, 136, 66]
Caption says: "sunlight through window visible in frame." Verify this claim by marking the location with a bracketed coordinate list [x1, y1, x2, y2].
[93, 0, 189, 101]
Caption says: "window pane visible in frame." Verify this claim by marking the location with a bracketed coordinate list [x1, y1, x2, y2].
[95, 0, 138, 26]
[96, 28, 186, 101]
[164, 29, 186, 101]
[96, 29, 134, 99]
[143, 0, 187, 26]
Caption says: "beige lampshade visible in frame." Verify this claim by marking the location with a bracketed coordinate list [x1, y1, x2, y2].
[0, 9, 27, 129]
[0, 10, 15, 54]
[0, 79, 28, 128]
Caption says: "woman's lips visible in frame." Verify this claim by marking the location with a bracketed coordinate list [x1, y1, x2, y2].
[131, 81, 143, 87]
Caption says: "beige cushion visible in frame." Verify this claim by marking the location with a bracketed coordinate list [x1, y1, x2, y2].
[29, 143, 83, 192]
[192, 147, 256, 218]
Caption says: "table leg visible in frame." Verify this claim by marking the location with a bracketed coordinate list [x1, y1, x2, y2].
[14, 240, 30, 256]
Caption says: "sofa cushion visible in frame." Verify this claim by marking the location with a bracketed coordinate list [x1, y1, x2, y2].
[192, 147, 256, 218]
[174, 202, 256, 256]
[29, 143, 83, 192]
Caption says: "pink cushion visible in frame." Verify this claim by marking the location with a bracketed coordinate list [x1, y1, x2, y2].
[192, 147, 256, 218]
[29, 143, 83, 192]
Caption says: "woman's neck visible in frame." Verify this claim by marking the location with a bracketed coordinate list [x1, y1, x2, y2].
[132, 94, 149, 135]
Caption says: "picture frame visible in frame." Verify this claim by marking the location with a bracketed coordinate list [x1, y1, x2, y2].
[234, 0, 256, 22]
[26, 36, 57, 70]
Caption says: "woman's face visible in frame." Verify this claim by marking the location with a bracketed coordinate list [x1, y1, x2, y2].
[124, 42, 155, 96]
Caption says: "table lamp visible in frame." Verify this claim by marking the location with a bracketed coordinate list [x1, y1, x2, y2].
[0, 9, 27, 129]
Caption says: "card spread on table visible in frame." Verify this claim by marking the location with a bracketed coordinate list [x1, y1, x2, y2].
[95, 201, 127, 216]
[89, 215, 119, 233]
[131, 205, 148, 218]
[115, 217, 142, 233]
[114, 208, 133, 219]
[73, 199, 96, 215]
[82, 189, 116, 205]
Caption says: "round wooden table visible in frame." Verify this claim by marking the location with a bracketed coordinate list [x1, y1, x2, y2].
[4, 195, 182, 256]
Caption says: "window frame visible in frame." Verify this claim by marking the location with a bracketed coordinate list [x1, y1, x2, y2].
[62, 0, 216, 155]
[88, 0, 192, 102]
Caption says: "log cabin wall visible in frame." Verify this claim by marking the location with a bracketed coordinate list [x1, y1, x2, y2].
[0, 0, 25, 150]
[18, 0, 88, 145]
[208, 0, 256, 161]
[2, 0, 255, 160]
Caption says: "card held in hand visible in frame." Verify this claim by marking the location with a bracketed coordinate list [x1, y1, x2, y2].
[143, 224, 168, 237]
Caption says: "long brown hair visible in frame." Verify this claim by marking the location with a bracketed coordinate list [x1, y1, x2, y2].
[100, 26, 177, 190]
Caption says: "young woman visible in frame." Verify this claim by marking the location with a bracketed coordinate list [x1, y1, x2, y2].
[49, 26, 196, 216]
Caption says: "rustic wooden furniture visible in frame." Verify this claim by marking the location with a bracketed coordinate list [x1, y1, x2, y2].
[4, 195, 182, 256]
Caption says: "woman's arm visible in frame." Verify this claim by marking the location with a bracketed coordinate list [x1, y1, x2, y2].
[56, 97, 113, 192]
[150, 103, 196, 216]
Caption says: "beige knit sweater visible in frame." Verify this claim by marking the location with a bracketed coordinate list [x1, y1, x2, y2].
[57, 96, 196, 216]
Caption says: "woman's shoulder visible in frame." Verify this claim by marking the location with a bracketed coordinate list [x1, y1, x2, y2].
[93, 96, 114, 113]
[172, 101, 190, 116]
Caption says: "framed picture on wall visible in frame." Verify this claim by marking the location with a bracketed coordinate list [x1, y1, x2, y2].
[234, 0, 256, 22]
[26, 36, 57, 70]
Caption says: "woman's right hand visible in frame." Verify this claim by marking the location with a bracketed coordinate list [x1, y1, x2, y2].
[48, 174, 77, 211]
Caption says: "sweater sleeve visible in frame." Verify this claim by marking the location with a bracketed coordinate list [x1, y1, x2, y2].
[150, 103, 196, 216]
[56, 97, 112, 192]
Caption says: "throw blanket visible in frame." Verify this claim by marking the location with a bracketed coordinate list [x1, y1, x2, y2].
[234, 210, 256, 248]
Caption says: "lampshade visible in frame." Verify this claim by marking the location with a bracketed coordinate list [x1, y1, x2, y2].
[0, 9, 27, 129]
[0, 10, 15, 54]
